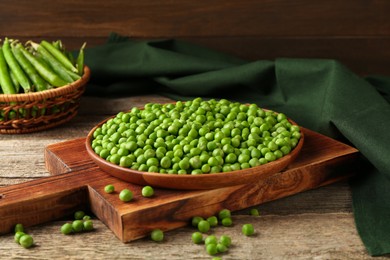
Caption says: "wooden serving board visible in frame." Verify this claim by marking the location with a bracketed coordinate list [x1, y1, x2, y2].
[0, 128, 359, 242]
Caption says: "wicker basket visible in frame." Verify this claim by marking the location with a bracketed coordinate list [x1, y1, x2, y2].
[0, 66, 91, 134]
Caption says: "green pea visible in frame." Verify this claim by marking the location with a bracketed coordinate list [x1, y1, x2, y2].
[206, 243, 218, 255]
[141, 186, 154, 197]
[192, 216, 204, 227]
[61, 223, 73, 235]
[218, 209, 231, 220]
[219, 235, 232, 247]
[74, 211, 85, 220]
[250, 208, 260, 216]
[150, 229, 164, 242]
[119, 189, 133, 202]
[242, 223, 255, 236]
[192, 231, 204, 244]
[14, 231, 26, 243]
[104, 184, 115, 194]
[83, 220, 94, 231]
[14, 223, 24, 233]
[221, 217, 233, 227]
[19, 234, 34, 248]
[198, 220, 210, 233]
[217, 243, 228, 253]
[206, 216, 218, 227]
[205, 235, 218, 245]
[72, 220, 84, 233]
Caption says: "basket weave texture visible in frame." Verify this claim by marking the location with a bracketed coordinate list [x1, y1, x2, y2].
[0, 66, 90, 134]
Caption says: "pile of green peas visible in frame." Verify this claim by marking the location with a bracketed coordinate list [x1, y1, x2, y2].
[91, 98, 301, 174]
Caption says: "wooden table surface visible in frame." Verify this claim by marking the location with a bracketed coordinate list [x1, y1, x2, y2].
[0, 95, 386, 260]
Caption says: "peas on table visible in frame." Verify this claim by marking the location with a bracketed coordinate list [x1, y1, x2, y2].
[104, 184, 115, 193]
[206, 243, 218, 255]
[72, 220, 84, 233]
[19, 234, 34, 249]
[191, 216, 204, 227]
[191, 231, 204, 244]
[250, 208, 260, 216]
[14, 231, 26, 243]
[74, 210, 85, 220]
[150, 229, 164, 242]
[206, 216, 218, 227]
[83, 220, 94, 231]
[90, 98, 302, 175]
[204, 235, 218, 245]
[197, 220, 211, 233]
[218, 209, 231, 220]
[242, 223, 255, 236]
[221, 217, 233, 227]
[119, 189, 133, 202]
[141, 185, 154, 197]
[219, 235, 232, 247]
[61, 223, 73, 235]
[14, 223, 24, 233]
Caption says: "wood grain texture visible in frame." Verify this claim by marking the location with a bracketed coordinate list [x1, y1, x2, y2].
[0, 0, 388, 75]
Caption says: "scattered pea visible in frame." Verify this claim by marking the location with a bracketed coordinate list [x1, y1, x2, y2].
[242, 224, 255, 236]
[197, 220, 211, 233]
[83, 220, 94, 231]
[191, 216, 204, 227]
[104, 184, 115, 194]
[119, 189, 133, 202]
[250, 208, 260, 216]
[141, 185, 154, 197]
[74, 210, 85, 220]
[219, 235, 232, 247]
[72, 220, 84, 233]
[217, 243, 228, 253]
[19, 234, 34, 249]
[150, 229, 164, 242]
[61, 223, 73, 235]
[218, 209, 231, 220]
[204, 235, 218, 245]
[83, 215, 91, 221]
[191, 231, 204, 244]
[14, 231, 26, 243]
[207, 216, 218, 227]
[14, 223, 24, 233]
[221, 217, 233, 227]
[206, 243, 218, 255]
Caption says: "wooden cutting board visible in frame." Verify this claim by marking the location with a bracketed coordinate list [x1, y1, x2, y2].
[0, 128, 359, 242]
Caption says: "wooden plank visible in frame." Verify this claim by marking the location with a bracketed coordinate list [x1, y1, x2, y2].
[0, 1, 389, 76]
[0, 127, 359, 242]
[1, 0, 389, 38]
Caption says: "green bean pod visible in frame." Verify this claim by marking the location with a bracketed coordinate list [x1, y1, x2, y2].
[2, 38, 31, 92]
[9, 70, 20, 93]
[12, 43, 49, 91]
[0, 47, 16, 94]
[18, 43, 68, 87]
[40, 40, 78, 73]
[76, 42, 86, 76]
[29, 41, 74, 83]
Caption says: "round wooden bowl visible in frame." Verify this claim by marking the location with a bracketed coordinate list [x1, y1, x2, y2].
[0, 66, 90, 134]
[86, 110, 304, 190]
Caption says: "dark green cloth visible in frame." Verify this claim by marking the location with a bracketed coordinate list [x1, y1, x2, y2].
[84, 34, 390, 256]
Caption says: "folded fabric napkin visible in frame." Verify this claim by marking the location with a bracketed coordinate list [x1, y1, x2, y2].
[83, 33, 390, 256]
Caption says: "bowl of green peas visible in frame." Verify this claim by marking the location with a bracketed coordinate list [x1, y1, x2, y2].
[0, 38, 89, 134]
[86, 98, 304, 190]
